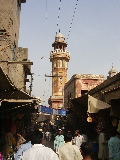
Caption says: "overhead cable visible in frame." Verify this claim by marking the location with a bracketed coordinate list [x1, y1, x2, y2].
[56, 0, 62, 34]
[46, 0, 48, 21]
[67, 0, 79, 41]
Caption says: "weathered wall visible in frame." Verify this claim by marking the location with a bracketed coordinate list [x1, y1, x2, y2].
[0, 0, 31, 92]
[17, 47, 28, 61]
[0, 0, 20, 61]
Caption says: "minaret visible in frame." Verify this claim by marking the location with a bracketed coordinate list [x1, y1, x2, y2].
[49, 33, 70, 109]
[108, 64, 118, 78]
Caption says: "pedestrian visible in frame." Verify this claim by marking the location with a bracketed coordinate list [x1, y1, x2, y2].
[81, 130, 88, 143]
[21, 130, 58, 160]
[49, 131, 52, 142]
[81, 142, 93, 160]
[54, 129, 64, 153]
[14, 133, 32, 160]
[98, 128, 108, 160]
[108, 129, 120, 160]
[74, 130, 84, 149]
[42, 130, 45, 139]
[57, 132, 83, 160]
[4, 128, 15, 158]
[45, 130, 50, 141]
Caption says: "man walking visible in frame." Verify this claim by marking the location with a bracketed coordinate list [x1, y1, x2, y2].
[21, 130, 58, 160]
[57, 132, 83, 160]
[74, 130, 84, 149]
[54, 129, 64, 152]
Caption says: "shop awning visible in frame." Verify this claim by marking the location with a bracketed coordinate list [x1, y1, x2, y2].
[88, 95, 111, 113]
[0, 67, 40, 114]
[72, 94, 111, 113]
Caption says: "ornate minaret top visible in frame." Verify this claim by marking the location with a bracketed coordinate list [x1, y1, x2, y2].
[108, 64, 118, 78]
[49, 33, 70, 109]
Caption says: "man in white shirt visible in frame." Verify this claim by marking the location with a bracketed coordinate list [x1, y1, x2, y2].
[74, 130, 84, 149]
[57, 132, 83, 160]
[21, 130, 58, 160]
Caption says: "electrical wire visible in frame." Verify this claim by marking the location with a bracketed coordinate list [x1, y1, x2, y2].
[46, 0, 47, 21]
[56, 0, 62, 34]
[66, 0, 79, 42]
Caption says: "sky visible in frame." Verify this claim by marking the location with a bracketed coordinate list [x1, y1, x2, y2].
[19, 0, 120, 106]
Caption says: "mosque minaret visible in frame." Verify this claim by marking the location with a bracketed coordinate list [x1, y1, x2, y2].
[49, 33, 70, 109]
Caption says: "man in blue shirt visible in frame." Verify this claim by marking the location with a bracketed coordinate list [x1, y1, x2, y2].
[54, 129, 64, 152]
[14, 134, 32, 160]
[108, 130, 120, 160]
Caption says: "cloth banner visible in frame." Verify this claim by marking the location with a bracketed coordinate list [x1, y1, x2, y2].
[44, 107, 53, 114]
[38, 105, 53, 114]
[58, 109, 66, 116]
[53, 109, 58, 115]
[48, 108, 53, 114]
[41, 106, 46, 113]
[38, 105, 66, 116]
[88, 95, 111, 113]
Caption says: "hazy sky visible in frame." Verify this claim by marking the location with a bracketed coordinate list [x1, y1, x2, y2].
[19, 0, 120, 106]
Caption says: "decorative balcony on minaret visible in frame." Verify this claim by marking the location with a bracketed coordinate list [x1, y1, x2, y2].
[49, 33, 70, 109]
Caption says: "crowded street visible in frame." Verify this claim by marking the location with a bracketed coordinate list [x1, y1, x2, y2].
[0, 0, 120, 160]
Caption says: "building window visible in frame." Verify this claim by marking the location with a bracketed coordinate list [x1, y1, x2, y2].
[56, 59, 60, 67]
[65, 61, 68, 68]
[63, 60, 65, 67]
[60, 60, 62, 67]
[53, 60, 56, 67]
[0, 29, 8, 41]
[59, 45, 62, 49]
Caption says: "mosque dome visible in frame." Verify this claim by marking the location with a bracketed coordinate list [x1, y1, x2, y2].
[55, 32, 65, 43]
[108, 65, 118, 78]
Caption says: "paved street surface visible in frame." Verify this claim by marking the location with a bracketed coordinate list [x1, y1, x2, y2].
[43, 139, 54, 150]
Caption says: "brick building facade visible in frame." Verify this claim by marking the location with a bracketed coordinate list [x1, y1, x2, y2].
[64, 74, 104, 109]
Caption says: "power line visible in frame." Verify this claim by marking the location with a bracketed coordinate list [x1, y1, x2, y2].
[56, 0, 62, 34]
[46, 0, 47, 21]
[66, 0, 79, 42]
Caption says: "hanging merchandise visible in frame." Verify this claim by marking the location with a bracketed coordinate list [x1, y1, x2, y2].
[87, 113, 92, 122]
[112, 118, 118, 127]
[87, 116, 92, 123]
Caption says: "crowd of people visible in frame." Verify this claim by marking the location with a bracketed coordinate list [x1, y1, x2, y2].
[1, 125, 120, 160]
